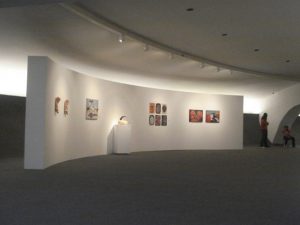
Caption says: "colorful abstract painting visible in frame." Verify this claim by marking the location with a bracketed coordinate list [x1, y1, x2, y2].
[205, 110, 220, 123]
[189, 109, 203, 122]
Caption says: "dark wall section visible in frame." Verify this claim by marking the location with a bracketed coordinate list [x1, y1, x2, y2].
[0, 95, 26, 157]
[291, 117, 300, 147]
[243, 113, 260, 146]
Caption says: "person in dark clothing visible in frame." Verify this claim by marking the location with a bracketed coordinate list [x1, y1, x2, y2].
[282, 125, 296, 147]
[260, 113, 269, 147]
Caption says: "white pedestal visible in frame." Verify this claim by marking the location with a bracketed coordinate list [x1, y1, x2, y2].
[113, 125, 131, 154]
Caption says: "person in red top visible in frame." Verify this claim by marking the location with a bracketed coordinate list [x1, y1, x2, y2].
[282, 125, 296, 147]
[260, 113, 269, 147]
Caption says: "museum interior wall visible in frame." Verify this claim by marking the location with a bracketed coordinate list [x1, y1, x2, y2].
[292, 117, 300, 146]
[260, 83, 300, 143]
[25, 56, 243, 169]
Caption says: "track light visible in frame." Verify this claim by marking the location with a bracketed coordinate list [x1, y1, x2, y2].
[118, 34, 124, 43]
[143, 44, 149, 51]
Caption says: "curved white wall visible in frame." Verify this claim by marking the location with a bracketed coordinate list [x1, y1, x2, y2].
[260, 83, 300, 142]
[25, 56, 243, 169]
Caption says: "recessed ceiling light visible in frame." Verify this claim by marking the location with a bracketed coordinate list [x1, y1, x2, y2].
[222, 33, 228, 36]
[286, 60, 291, 63]
[186, 8, 194, 11]
[254, 49, 260, 52]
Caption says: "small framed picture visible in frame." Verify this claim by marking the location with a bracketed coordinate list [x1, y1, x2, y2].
[189, 109, 203, 122]
[162, 115, 167, 126]
[156, 103, 161, 114]
[206, 110, 220, 123]
[86, 98, 99, 120]
[149, 115, 155, 126]
[155, 115, 161, 126]
[149, 103, 155, 113]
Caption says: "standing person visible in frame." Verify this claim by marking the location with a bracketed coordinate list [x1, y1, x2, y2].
[282, 125, 296, 147]
[260, 113, 269, 147]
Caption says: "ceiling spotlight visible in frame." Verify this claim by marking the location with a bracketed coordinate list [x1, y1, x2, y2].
[118, 34, 124, 43]
[186, 8, 194, 11]
[143, 44, 149, 51]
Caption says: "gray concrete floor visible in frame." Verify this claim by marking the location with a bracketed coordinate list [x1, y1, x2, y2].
[1, 147, 300, 225]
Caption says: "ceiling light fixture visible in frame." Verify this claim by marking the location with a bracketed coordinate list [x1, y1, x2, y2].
[118, 34, 124, 43]
[186, 8, 194, 11]
[143, 44, 149, 51]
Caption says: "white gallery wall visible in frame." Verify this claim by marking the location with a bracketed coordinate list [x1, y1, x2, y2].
[25, 56, 243, 169]
[260, 83, 300, 143]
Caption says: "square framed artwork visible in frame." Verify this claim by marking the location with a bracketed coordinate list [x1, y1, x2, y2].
[86, 98, 99, 120]
[205, 110, 220, 123]
[189, 109, 203, 122]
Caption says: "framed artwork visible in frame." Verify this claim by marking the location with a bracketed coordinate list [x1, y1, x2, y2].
[162, 104, 167, 114]
[155, 115, 161, 126]
[206, 110, 220, 123]
[54, 97, 61, 114]
[162, 115, 167, 126]
[149, 103, 155, 113]
[156, 103, 161, 114]
[189, 109, 203, 122]
[64, 100, 69, 116]
[149, 115, 155, 126]
[86, 98, 99, 120]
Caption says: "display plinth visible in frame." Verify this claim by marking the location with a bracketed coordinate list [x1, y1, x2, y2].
[113, 125, 131, 154]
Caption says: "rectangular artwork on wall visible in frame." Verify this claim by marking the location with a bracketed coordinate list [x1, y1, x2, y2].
[155, 115, 161, 126]
[86, 98, 99, 120]
[162, 104, 167, 114]
[206, 110, 220, 123]
[149, 115, 155, 126]
[162, 115, 167, 126]
[156, 103, 161, 114]
[189, 109, 203, 122]
[149, 103, 155, 113]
